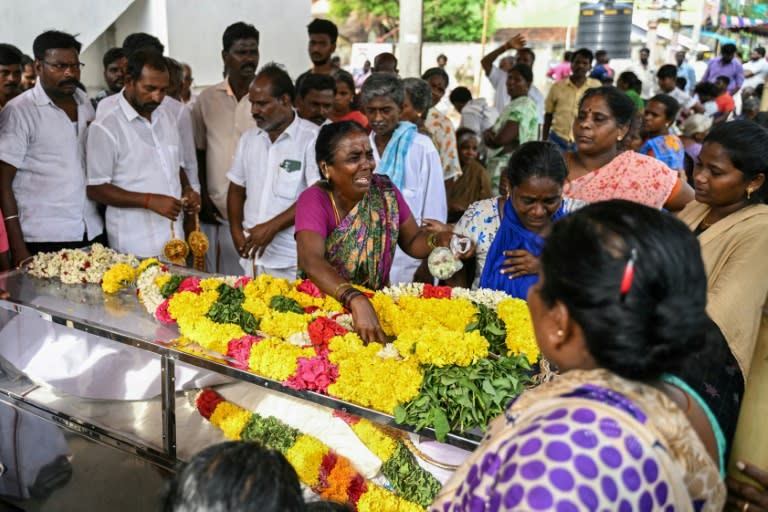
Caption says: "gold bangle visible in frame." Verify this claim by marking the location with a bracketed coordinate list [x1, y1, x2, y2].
[332, 281, 352, 299]
[427, 232, 439, 250]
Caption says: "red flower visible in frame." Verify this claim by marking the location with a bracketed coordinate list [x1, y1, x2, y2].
[284, 355, 339, 393]
[303, 305, 320, 314]
[226, 335, 261, 370]
[155, 299, 175, 324]
[233, 276, 251, 288]
[422, 284, 453, 299]
[307, 317, 348, 351]
[332, 410, 361, 425]
[347, 474, 367, 505]
[177, 277, 202, 294]
[196, 389, 224, 419]
[296, 279, 324, 298]
[316, 451, 338, 493]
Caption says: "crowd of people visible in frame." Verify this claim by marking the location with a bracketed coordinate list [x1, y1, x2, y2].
[0, 17, 767, 512]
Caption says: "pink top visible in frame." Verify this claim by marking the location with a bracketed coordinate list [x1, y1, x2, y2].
[564, 151, 679, 209]
[0, 208, 8, 253]
[295, 184, 411, 238]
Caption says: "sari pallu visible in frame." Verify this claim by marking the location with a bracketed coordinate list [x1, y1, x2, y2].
[325, 175, 400, 290]
[479, 198, 565, 300]
[431, 369, 726, 512]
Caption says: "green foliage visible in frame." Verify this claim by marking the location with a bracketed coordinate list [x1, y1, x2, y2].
[206, 283, 260, 334]
[240, 414, 300, 452]
[160, 275, 184, 298]
[393, 354, 532, 442]
[328, 0, 503, 42]
[465, 302, 507, 355]
[380, 443, 442, 506]
[269, 295, 305, 315]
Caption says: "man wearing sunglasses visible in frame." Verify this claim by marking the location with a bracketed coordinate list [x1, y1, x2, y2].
[0, 30, 104, 266]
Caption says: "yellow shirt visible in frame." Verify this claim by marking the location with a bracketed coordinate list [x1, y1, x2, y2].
[544, 77, 601, 142]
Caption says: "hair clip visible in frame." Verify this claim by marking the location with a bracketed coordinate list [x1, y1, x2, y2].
[619, 248, 637, 301]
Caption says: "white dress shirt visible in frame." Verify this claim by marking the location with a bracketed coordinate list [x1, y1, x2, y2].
[371, 131, 447, 285]
[226, 114, 320, 270]
[0, 81, 103, 242]
[96, 93, 199, 193]
[743, 58, 768, 90]
[87, 94, 184, 258]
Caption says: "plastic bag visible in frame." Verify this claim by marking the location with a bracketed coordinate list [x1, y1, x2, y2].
[427, 235, 472, 280]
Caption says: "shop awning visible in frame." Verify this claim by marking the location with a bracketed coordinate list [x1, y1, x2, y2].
[700, 30, 737, 44]
[720, 14, 768, 29]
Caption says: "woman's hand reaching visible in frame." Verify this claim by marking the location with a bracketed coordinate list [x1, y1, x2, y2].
[348, 294, 387, 344]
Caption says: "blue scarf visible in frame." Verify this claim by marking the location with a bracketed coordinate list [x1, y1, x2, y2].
[479, 198, 566, 299]
[377, 121, 417, 190]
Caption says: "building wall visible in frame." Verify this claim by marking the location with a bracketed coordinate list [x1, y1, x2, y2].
[2, 0, 311, 93]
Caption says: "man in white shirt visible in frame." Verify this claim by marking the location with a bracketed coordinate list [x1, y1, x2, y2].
[742, 47, 768, 90]
[0, 30, 103, 266]
[86, 50, 200, 259]
[192, 22, 259, 275]
[360, 73, 447, 285]
[93, 38, 200, 200]
[629, 47, 656, 100]
[295, 73, 335, 126]
[227, 63, 320, 280]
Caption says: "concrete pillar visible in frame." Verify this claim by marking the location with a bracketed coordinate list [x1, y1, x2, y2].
[399, 0, 423, 77]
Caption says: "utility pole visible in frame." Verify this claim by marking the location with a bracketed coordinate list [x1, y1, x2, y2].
[399, 0, 423, 77]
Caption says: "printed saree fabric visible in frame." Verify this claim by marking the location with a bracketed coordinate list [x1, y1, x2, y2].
[325, 174, 400, 290]
[431, 369, 725, 512]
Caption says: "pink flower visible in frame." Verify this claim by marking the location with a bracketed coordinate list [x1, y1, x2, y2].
[284, 355, 338, 393]
[233, 276, 252, 288]
[226, 335, 262, 370]
[296, 279, 324, 298]
[177, 277, 202, 294]
[155, 299, 175, 324]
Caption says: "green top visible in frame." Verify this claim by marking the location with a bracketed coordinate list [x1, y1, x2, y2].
[626, 89, 645, 110]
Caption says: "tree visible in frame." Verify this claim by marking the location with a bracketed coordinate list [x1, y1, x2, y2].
[328, 0, 504, 43]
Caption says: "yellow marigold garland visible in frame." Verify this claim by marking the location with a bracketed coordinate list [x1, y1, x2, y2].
[208, 402, 251, 440]
[357, 485, 425, 512]
[101, 263, 136, 294]
[248, 338, 314, 381]
[348, 419, 397, 461]
[284, 434, 328, 487]
[393, 327, 489, 367]
[259, 310, 312, 340]
[327, 334, 423, 414]
[496, 297, 539, 363]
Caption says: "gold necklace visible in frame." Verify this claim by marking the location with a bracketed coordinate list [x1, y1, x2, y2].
[327, 190, 341, 224]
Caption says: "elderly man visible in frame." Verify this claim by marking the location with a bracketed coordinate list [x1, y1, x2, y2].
[295, 72, 335, 126]
[701, 43, 744, 95]
[92, 47, 126, 107]
[361, 73, 446, 285]
[372, 53, 398, 74]
[0, 44, 23, 110]
[227, 63, 320, 280]
[86, 51, 199, 258]
[296, 18, 337, 88]
[192, 22, 259, 275]
[0, 30, 103, 266]
[180, 63, 197, 107]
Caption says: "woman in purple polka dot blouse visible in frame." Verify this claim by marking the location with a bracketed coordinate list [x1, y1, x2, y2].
[431, 200, 726, 512]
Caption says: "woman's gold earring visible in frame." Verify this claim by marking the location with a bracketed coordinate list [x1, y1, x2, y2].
[747, 188, 753, 200]
[556, 329, 564, 337]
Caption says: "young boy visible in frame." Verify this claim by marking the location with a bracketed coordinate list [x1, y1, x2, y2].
[713, 75, 735, 123]
[656, 64, 695, 122]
